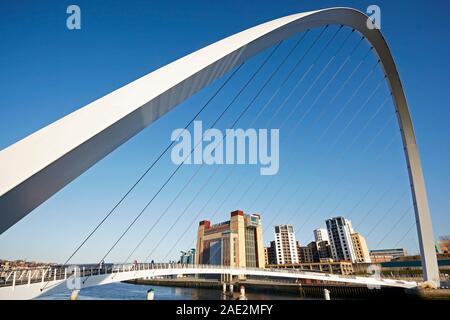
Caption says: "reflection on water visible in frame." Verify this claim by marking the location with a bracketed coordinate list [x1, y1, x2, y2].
[39, 282, 302, 300]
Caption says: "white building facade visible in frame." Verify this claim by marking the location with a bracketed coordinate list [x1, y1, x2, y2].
[313, 228, 329, 243]
[274, 225, 299, 264]
[326, 217, 357, 263]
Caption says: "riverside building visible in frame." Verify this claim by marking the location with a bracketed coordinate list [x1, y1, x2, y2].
[274, 225, 299, 264]
[325, 216, 371, 264]
[326, 216, 357, 263]
[313, 228, 329, 243]
[351, 232, 371, 263]
[195, 210, 265, 268]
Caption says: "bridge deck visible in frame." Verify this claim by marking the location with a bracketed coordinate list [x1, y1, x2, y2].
[0, 263, 417, 300]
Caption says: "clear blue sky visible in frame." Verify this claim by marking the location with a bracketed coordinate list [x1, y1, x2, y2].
[0, 0, 449, 263]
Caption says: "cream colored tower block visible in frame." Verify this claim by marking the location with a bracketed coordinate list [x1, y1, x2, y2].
[230, 212, 247, 268]
[255, 222, 265, 268]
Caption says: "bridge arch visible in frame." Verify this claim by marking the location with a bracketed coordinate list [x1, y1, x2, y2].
[0, 7, 439, 285]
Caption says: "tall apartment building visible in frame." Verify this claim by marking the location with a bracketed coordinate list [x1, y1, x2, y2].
[313, 228, 329, 243]
[297, 242, 314, 263]
[265, 241, 277, 265]
[307, 240, 332, 262]
[274, 225, 299, 264]
[351, 232, 371, 263]
[195, 210, 265, 268]
[326, 217, 357, 263]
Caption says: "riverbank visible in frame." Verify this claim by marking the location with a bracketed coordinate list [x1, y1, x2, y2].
[125, 277, 415, 299]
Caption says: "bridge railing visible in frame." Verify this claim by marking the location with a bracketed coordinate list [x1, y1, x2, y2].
[1, 263, 417, 288]
[0, 263, 346, 284]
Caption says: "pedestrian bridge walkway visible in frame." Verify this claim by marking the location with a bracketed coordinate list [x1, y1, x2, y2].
[0, 263, 418, 300]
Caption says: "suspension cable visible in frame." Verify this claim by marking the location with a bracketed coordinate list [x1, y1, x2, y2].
[40, 62, 245, 291]
[363, 191, 409, 236]
[239, 34, 368, 223]
[393, 222, 416, 248]
[374, 206, 412, 249]
[134, 28, 332, 261]
[143, 35, 311, 262]
[155, 26, 358, 260]
[256, 44, 381, 237]
[311, 45, 374, 126]
[172, 28, 374, 254]
[93, 42, 283, 270]
[316, 59, 381, 143]
[270, 74, 389, 237]
[230, 26, 349, 212]
[123, 32, 313, 263]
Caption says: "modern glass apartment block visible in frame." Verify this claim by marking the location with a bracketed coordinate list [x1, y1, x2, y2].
[195, 210, 265, 268]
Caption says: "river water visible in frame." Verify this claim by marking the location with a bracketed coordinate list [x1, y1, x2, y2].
[40, 282, 302, 300]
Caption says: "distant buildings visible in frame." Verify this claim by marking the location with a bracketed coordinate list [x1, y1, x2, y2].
[266, 230, 352, 275]
[351, 233, 371, 263]
[265, 223, 333, 266]
[325, 216, 371, 263]
[313, 228, 329, 243]
[435, 235, 450, 254]
[264, 241, 277, 265]
[195, 210, 265, 268]
[297, 243, 313, 263]
[306, 240, 332, 262]
[370, 248, 408, 263]
[264, 216, 372, 269]
[273, 225, 299, 264]
[378, 254, 450, 277]
[267, 261, 354, 275]
[0, 259, 54, 270]
[326, 217, 357, 262]
[179, 249, 196, 264]
[193, 210, 383, 273]
[264, 224, 350, 275]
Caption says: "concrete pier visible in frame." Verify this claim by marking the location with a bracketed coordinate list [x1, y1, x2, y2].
[126, 277, 449, 300]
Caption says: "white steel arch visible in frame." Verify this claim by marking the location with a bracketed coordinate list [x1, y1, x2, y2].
[0, 7, 440, 285]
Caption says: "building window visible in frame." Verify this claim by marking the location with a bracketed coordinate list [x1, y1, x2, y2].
[245, 227, 257, 268]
